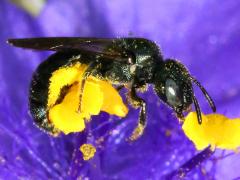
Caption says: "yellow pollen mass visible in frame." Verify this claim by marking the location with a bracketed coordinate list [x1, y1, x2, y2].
[183, 112, 240, 150]
[48, 63, 128, 134]
[48, 63, 87, 107]
[80, 144, 96, 161]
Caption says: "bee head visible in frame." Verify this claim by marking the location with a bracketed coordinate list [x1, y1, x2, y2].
[153, 59, 216, 124]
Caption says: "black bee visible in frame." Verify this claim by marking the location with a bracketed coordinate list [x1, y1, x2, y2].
[7, 37, 216, 137]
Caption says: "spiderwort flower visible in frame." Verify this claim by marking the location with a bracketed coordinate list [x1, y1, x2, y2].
[1, 0, 240, 179]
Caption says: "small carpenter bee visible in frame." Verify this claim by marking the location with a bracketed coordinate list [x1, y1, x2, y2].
[8, 37, 216, 137]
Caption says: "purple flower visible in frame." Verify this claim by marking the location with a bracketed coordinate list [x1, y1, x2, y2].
[1, 0, 240, 179]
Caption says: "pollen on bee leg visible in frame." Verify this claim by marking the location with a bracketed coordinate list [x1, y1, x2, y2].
[129, 123, 145, 141]
[137, 84, 149, 93]
[48, 62, 129, 134]
[79, 144, 96, 161]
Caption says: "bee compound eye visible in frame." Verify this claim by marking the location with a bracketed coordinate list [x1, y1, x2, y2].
[165, 79, 182, 107]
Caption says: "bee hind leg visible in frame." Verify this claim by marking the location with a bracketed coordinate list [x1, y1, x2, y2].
[77, 62, 98, 113]
[128, 87, 147, 141]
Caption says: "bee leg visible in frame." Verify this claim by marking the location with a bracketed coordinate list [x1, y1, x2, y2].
[128, 87, 147, 141]
[77, 62, 97, 113]
[54, 83, 77, 106]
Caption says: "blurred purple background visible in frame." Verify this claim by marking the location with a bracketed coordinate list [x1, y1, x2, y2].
[1, 0, 240, 179]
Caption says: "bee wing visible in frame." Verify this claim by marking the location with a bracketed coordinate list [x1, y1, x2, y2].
[7, 37, 115, 52]
[7, 37, 129, 62]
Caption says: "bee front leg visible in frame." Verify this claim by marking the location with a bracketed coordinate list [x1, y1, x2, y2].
[128, 87, 147, 141]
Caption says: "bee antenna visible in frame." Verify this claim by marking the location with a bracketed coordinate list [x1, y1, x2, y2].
[192, 94, 202, 124]
[191, 77, 216, 112]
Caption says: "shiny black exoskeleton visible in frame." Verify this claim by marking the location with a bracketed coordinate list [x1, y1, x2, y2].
[7, 37, 216, 137]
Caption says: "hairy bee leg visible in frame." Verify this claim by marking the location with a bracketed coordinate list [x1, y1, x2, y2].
[47, 83, 77, 113]
[129, 87, 147, 141]
[77, 78, 86, 112]
[54, 83, 77, 106]
[77, 62, 97, 113]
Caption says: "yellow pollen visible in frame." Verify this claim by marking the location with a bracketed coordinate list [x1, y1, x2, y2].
[80, 144, 96, 161]
[183, 112, 240, 150]
[47, 63, 128, 134]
